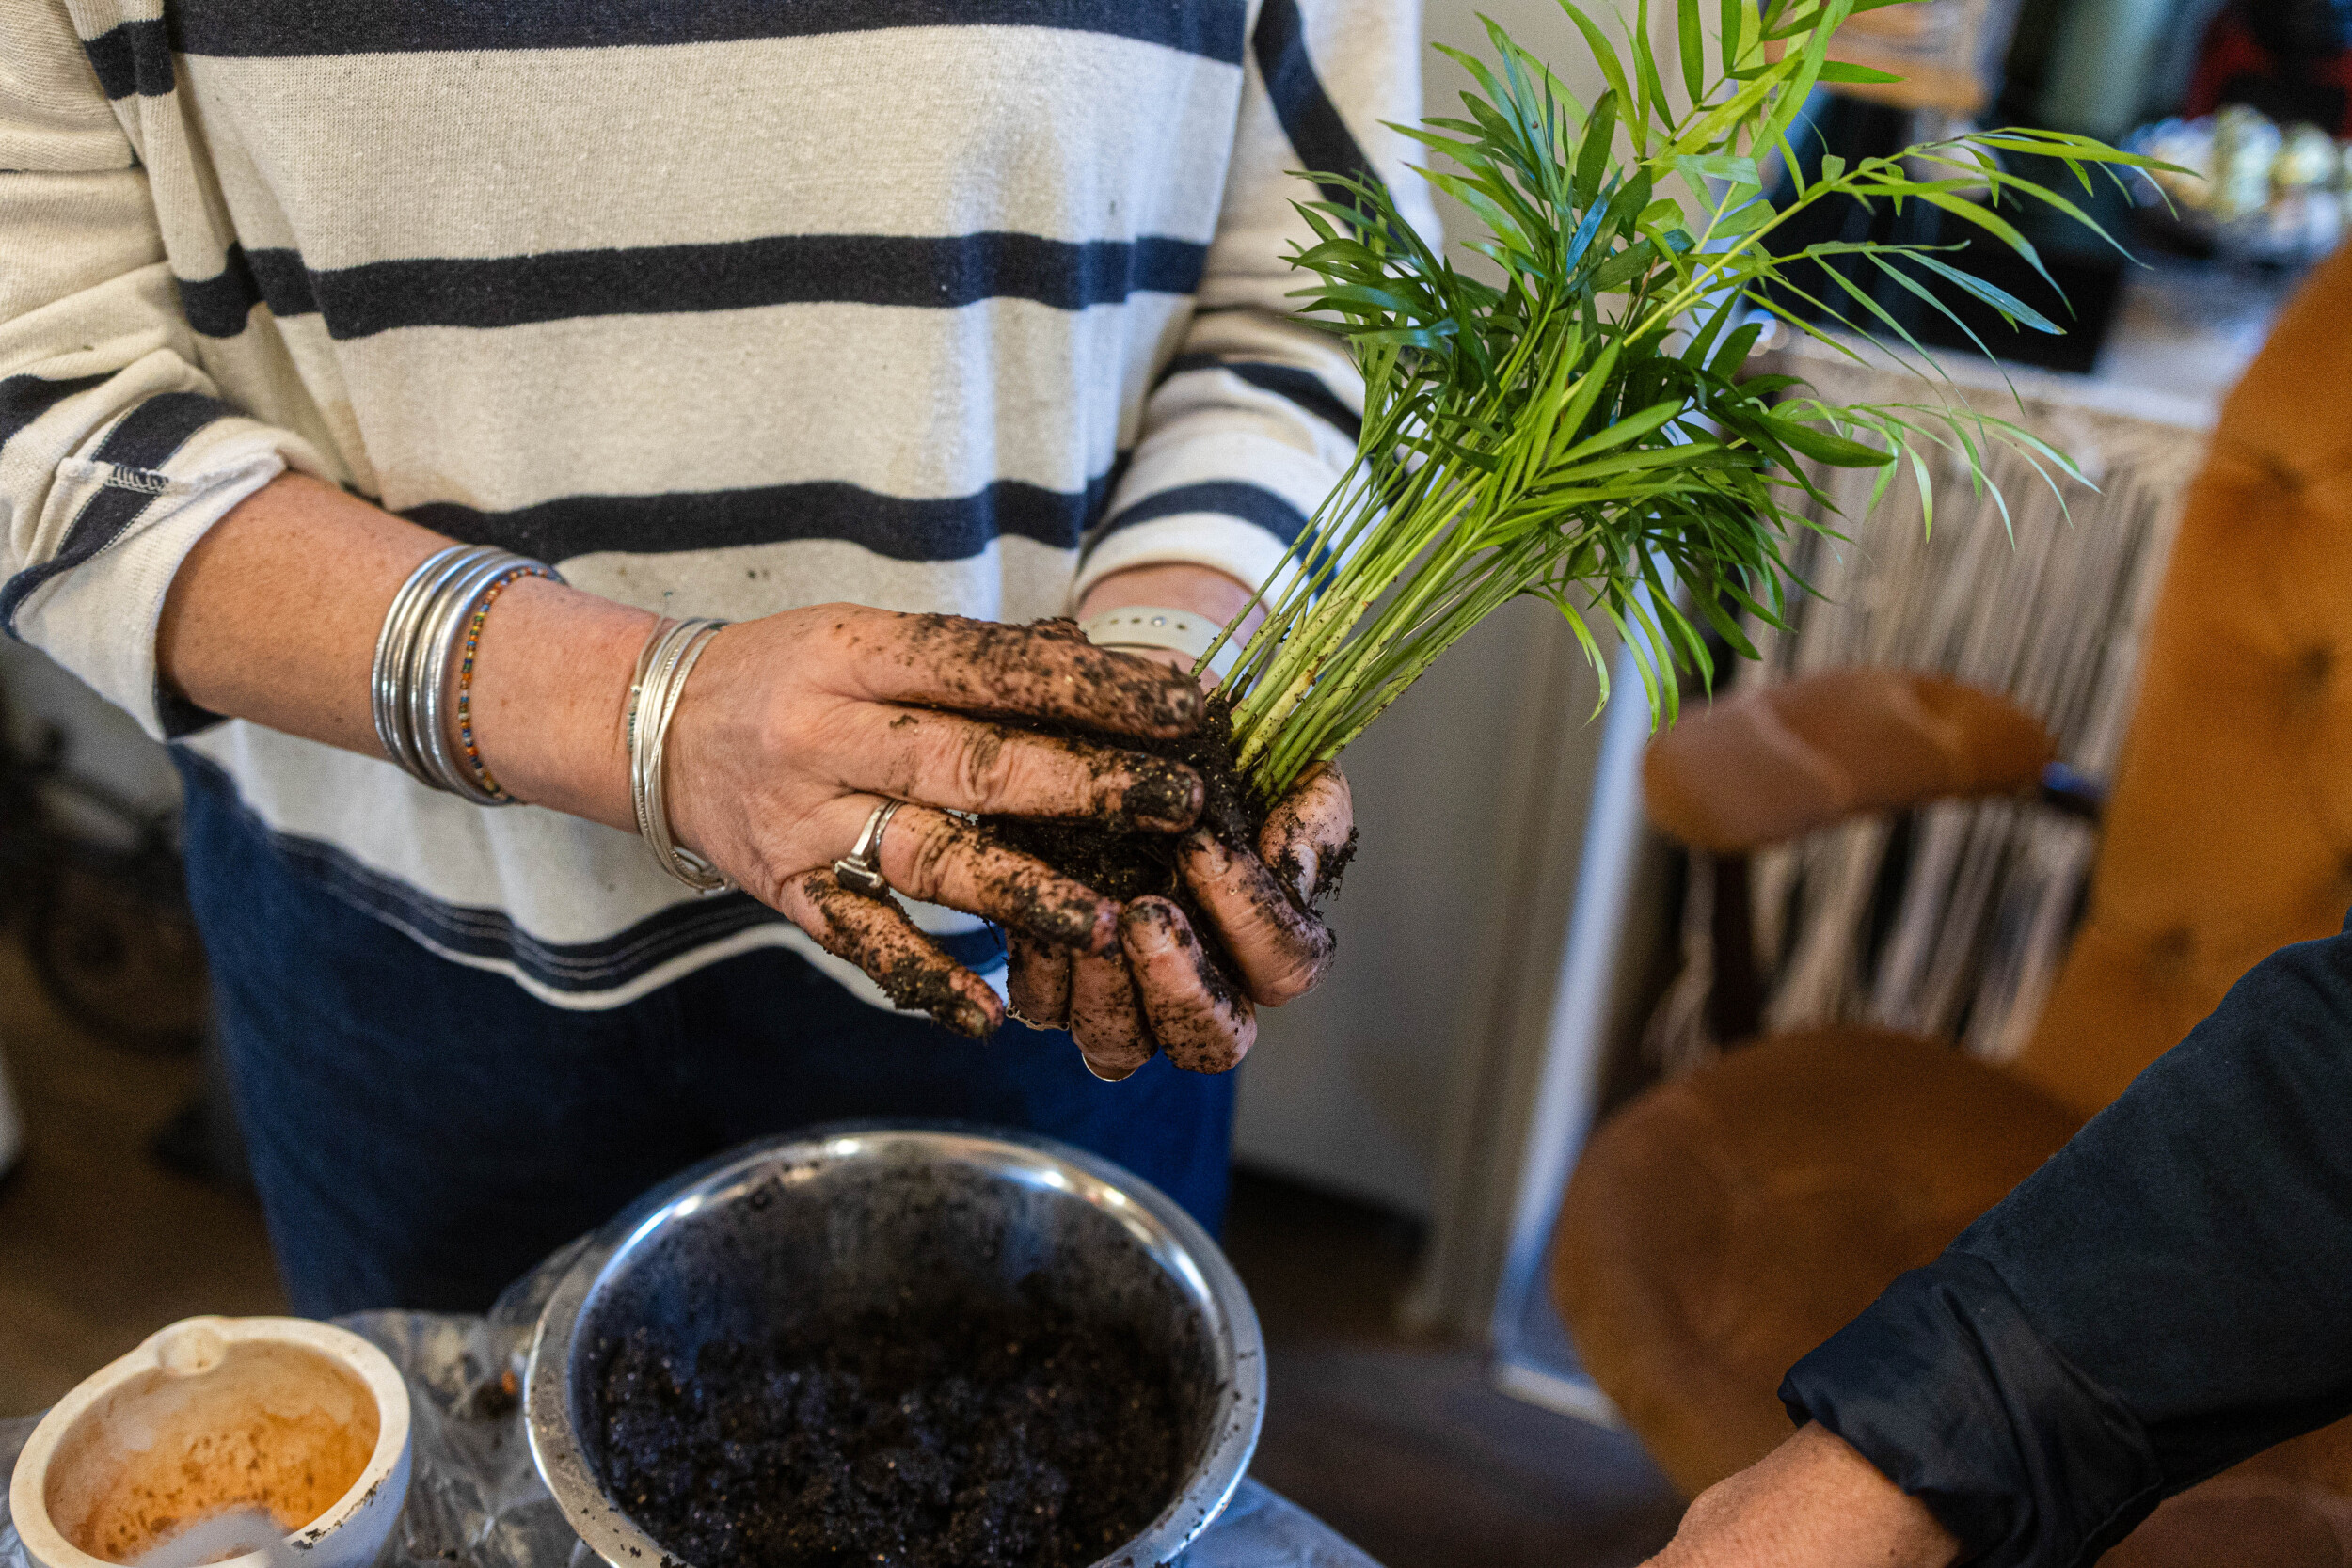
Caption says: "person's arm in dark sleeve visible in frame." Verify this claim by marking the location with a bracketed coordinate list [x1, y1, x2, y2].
[1776, 911, 2352, 1567]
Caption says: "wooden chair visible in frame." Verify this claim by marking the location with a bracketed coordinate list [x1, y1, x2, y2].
[1552, 244, 2352, 1561]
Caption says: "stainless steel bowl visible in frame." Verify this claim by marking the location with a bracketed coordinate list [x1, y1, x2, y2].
[524, 1125, 1265, 1568]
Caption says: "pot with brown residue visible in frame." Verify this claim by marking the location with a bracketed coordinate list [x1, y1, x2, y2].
[10, 1318, 412, 1568]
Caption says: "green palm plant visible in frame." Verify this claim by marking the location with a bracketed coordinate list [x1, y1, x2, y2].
[1207, 0, 2169, 802]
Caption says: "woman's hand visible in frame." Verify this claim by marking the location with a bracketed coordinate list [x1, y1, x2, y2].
[1008, 563, 1350, 1077]
[655, 607, 1211, 1038]
[157, 477, 1307, 1047]
[1005, 763, 1352, 1076]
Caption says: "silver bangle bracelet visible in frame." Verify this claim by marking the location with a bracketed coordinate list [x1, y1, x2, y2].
[415, 551, 524, 801]
[371, 544, 469, 773]
[374, 546, 498, 788]
[369, 543, 560, 802]
[624, 617, 680, 758]
[627, 616, 733, 893]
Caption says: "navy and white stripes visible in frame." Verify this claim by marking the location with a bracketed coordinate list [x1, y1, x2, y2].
[0, 389, 231, 632]
[176, 234, 1216, 341]
[0, 0, 1435, 1010]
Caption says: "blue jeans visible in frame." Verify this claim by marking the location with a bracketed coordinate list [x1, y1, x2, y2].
[176, 756, 1234, 1317]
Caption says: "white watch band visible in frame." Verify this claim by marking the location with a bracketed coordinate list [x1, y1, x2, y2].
[1079, 605, 1238, 677]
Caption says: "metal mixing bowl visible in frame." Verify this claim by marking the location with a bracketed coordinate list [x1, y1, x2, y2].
[524, 1124, 1265, 1568]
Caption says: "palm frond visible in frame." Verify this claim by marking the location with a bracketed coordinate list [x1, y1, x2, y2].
[1213, 0, 2183, 800]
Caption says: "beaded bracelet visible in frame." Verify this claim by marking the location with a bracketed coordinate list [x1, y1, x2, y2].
[416, 552, 531, 803]
[453, 563, 559, 803]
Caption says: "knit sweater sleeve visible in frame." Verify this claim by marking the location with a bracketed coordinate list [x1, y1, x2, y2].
[1780, 911, 2352, 1568]
[1073, 0, 1438, 604]
[2, 0, 323, 738]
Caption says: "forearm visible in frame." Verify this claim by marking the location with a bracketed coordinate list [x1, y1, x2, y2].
[154, 472, 652, 828]
[154, 481, 1247, 833]
[1648, 1424, 1959, 1568]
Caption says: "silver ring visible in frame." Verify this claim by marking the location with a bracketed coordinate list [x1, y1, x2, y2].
[833, 799, 902, 897]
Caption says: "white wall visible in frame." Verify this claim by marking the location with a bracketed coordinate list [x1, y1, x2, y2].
[1234, 600, 1609, 1216]
[1424, 0, 1624, 119]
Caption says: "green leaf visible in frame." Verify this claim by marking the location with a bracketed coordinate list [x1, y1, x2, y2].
[1911, 189, 2057, 291]
[1680, 295, 1740, 365]
[1558, 0, 1637, 126]
[1666, 61, 1782, 156]
[1550, 398, 1686, 463]
[1866, 253, 2017, 380]
[1678, 0, 1706, 102]
[1720, 0, 1749, 72]
[1630, 0, 1670, 134]
[1905, 252, 2062, 333]
[1545, 341, 1626, 460]
[1709, 319, 1764, 374]
[1675, 151, 1761, 189]
[1709, 195, 1775, 235]
[1816, 59, 1904, 84]
[1759, 412, 1892, 467]
[1575, 89, 1620, 209]
[1589, 237, 1660, 291]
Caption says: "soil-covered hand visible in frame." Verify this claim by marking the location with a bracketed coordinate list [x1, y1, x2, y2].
[1004, 765, 1351, 1077]
[661, 608, 1208, 1037]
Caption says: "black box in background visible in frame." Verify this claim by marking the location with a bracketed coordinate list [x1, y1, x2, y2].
[1758, 94, 2129, 376]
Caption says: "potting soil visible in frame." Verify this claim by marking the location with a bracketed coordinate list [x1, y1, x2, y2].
[596, 1291, 1188, 1568]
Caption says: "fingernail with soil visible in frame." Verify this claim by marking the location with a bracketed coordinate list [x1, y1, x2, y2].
[944, 999, 997, 1038]
[1290, 848, 1318, 906]
[1077, 900, 1121, 955]
[1037, 895, 1118, 954]
[1156, 677, 1202, 729]
[1123, 900, 1176, 954]
[1082, 1053, 1140, 1083]
[1184, 830, 1231, 875]
[1124, 761, 1202, 832]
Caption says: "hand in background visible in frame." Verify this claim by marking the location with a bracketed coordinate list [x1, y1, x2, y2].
[1644, 1425, 1960, 1568]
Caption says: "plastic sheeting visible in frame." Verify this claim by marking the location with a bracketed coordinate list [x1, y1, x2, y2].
[1, 1243, 1376, 1568]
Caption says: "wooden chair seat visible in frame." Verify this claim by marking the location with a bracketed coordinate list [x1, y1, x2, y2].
[1552, 1025, 2083, 1495]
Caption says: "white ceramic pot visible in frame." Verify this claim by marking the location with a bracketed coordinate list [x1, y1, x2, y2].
[8, 1317, 412, 1568]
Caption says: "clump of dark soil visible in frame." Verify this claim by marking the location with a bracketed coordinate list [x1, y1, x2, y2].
[596, 1285, 1187, 1568]
[993, 697, 1256, 879]
[986, 696, 1266, 964]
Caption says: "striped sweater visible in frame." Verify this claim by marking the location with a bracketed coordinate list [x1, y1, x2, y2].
[0, 0, 1435, 1009]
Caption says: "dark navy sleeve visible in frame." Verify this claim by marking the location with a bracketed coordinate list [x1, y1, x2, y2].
[1779, 911, 2352, 1568]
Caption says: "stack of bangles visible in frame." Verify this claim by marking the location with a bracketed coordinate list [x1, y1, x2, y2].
[370, 550, 737, 895]
[370, 545, 563, 806]
[624, 616, 733, 894]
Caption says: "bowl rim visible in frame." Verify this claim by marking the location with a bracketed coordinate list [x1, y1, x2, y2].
[523, 1120, 1266, 1568]
[7, 1315, 414, 1568]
